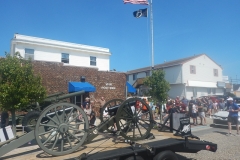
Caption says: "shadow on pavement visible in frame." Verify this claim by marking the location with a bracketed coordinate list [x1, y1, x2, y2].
[63, 153, 197, 160]
[176, 153, 197, 160]
[1, 148, 42, 159]
[213, 131, 227, 135]
[36, 146, 87, 159]
[210, 124, 238, 129]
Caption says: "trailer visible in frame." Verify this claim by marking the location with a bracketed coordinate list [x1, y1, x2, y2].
[0, 97, 217, 160]
[75, 130, 217, 160]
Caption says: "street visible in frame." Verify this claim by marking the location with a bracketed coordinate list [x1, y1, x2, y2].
[176, 124, 240, 160]
[1, 118, 240, 160]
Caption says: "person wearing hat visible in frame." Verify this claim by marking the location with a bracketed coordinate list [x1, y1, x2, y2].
[226, 97, 239, 136]
[81, 97, 91, 109]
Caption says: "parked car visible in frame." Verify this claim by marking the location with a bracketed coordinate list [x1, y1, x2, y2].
[212, 103, 240, 126]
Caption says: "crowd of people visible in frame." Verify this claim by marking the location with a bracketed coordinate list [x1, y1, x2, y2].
[76, 96, 107, 128]
[162, 95, 238, 126]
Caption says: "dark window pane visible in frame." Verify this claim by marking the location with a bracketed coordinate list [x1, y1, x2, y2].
[62, 53, 69, 63]
[25, 48, 34, 54]
[90, 56, 96, 66]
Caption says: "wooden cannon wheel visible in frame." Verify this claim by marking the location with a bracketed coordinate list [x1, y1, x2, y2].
[115, 98, 153, 141]
[34, 102, 89, 156]
[99, 99, 124, 133]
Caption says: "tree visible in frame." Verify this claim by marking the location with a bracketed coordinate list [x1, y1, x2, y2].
[0, 52, 46, 135]
[144, 69, 170, 122]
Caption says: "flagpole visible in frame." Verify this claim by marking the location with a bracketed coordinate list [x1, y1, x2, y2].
[150, 0, 154, 70]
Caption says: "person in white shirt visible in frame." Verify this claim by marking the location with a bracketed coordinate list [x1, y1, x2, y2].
[84, 103, 92, 120]
[191, 103, 198, 125]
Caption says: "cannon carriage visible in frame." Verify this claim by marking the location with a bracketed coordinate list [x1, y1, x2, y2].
[34, 97, 154, 156]
[10, 90, 86, 132]
[0, 96, 154, 157]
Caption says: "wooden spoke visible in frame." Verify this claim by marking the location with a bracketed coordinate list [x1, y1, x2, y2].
[35, 102, 89, 156]
[115, 98, 153, 141]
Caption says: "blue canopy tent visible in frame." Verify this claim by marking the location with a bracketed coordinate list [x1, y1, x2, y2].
[68, 82, 96, 93]
[126, 82, 136, 93]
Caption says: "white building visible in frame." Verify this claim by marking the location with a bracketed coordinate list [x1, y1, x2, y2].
[126, 54, 225, 99]
[10, 34, 111, 71]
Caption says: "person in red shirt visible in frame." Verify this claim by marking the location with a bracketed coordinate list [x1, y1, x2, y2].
[175, 96, 181, 109]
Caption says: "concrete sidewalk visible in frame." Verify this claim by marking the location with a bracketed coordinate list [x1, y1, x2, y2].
[190, 116, 213, 132]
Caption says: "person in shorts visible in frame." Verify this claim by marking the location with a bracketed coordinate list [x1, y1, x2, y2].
[151, 102, 156, 120]
[196, 98, 206, 125]
[188, 97, 195, 117]
[191, 103, 198, 125]
[89, 106, 96, 128]
[226, 97, 239, 136]
[207, 97, 213, 118]
[218, 98, 226, 111]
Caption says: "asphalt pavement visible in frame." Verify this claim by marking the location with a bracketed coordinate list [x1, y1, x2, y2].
[176, 118, 240, 160]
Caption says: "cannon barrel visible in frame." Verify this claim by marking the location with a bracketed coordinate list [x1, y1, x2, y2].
[44, 90, 85, 103]
[46, 92, 65, 98]
[107, 100, 137, 116]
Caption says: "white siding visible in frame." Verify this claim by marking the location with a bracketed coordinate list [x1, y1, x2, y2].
[186, 87, 194, 99]
[11, 34, 110, 71]
[185, 87, 224, 99]
[126, 54, 225, 99]
[163, 65, 182, 84]
[186, 87, 205, 99]
[216, 88, 224, 96]
[168, 84, 185, 99]
[128, 72, 147, 85]
[128, 74, 134, 85]
[182, 55, 223, 83]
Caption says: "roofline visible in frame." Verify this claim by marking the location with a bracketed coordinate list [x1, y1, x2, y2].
[126, 54, 222, 74]
[12, 34, 111, 55]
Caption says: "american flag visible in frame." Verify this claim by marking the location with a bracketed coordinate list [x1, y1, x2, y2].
[123, 0, 149, 5]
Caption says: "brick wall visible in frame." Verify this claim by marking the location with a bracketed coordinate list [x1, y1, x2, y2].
[33, 61, 126, 102]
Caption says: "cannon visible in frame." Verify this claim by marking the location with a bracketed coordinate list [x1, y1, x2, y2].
[21, 90, 85, 132]
[0, 97, 153, 157]
[33, 97, 153, 156]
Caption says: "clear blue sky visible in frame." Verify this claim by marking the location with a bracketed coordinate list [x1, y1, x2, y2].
[0, 0, 239, 81]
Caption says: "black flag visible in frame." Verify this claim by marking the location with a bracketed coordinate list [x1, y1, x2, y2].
[133, 8, 148, 18]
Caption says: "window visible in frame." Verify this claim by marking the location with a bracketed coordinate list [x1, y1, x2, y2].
[207, 88, 216, 94]
[25, 48, 34, 60]
[207, 88, 211, 94]
[61, 53, 69, 63]
[213, 69, 218, 77]
[146, 71, 150, 77]
[193, 87, 197, 97]
[190, 65, 196, 74]
[90, 56, 96, 66]
[126, 75, 129, 81]
[133, 73, 137, 80]
[212, 88, 216, 94]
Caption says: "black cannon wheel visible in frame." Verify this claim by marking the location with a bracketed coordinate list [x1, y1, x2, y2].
[115, 98, 153, 141]
[34, 102, 89, 156]
[22, 110, 41, 132]
[100, 99, 123, 133]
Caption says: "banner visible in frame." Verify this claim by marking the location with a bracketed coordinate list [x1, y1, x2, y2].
[133, 8, 148, 18]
